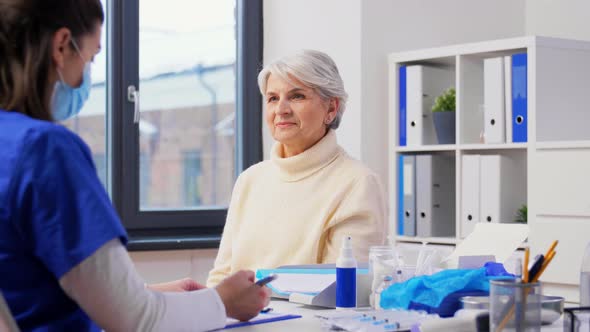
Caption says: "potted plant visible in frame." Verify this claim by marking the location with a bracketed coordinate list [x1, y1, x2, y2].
[515, 204, 527, 224]
[431, 87, 456, 144]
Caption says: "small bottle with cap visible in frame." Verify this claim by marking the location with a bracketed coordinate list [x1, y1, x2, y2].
[336, 235, 357, 309]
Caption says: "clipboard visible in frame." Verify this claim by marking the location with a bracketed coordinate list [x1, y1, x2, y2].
[223, 312, 302, 330]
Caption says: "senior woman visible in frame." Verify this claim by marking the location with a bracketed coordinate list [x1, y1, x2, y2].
[207, 50, 387, 286]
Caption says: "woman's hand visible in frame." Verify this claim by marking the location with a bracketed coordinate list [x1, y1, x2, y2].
[147, 277, 206, 292]
[215, 270, 271, 321]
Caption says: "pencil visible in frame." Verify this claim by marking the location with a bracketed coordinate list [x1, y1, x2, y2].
[544, 240, 558, 258]
[531, 251, 556, 283]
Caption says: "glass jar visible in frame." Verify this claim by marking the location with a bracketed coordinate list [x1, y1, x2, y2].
[368, 246, 397, 308]
[374, 275, 394, 310]
[490, 279, 541, 331]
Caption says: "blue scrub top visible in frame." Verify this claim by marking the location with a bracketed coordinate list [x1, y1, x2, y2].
[0, 111, 128, 332]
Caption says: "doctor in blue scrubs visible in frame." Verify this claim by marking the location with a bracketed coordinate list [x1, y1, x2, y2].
[0, 1, 270, 331]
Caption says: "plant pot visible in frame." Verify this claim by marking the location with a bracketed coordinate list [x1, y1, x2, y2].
[433, 111, 455, 144]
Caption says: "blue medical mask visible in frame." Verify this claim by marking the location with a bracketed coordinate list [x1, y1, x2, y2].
[51, 39, 92, 121]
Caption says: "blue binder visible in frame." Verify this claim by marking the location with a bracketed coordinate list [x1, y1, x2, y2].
[399, 66, 407, 146]
[398, 154, 405, 235]
[512, 53, 527, 143]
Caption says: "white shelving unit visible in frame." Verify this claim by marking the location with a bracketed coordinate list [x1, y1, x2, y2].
[395, 236, 459, 245]
[388, 36, 590, 302]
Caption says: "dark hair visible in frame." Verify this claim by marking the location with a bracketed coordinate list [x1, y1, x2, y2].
[0, 0, 104, 121]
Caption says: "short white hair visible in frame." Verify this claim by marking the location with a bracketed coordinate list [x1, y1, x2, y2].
[257, 49, 348, 130]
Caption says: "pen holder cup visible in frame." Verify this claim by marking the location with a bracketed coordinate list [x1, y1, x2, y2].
[490, 279, 542, 332]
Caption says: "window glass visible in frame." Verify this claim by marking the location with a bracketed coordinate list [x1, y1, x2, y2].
[139, 0, 236, 210]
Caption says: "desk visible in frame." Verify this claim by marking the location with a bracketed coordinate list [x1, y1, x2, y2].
[230, 299, 565, 331]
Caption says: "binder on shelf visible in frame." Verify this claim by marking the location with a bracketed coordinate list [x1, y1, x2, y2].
[461, 154, 481, 238]
[479, 155, 525, 224]
[511, 53, 528, 143]
[504, 55, 513, 143]
[399, 66, 407, 146]
[461, 154, 526, 238]
[483, 57, 506, 143]
[402, 155, 416, 236]
[415, 154, 455, 237]
[406, 65, 453, 146]
[397, 155, 404, 235]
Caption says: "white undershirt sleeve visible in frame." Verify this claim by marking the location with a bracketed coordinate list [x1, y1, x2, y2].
[58, 238, 226, 332]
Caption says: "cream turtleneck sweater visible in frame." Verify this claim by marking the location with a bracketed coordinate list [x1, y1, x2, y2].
[207, 130, 387, 286]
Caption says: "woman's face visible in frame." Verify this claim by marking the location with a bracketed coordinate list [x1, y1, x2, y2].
[53, 22, 102, 87]
[264, 74, 338, 157]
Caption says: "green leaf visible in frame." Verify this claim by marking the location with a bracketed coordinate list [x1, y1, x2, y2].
[514, 204, 527, 223]
[431, 87, 455, 112]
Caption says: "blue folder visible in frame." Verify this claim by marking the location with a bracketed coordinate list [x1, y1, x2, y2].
[512, 53, 527, 143]
[399, 66, 407, 146]
[223, 312, 302, 330]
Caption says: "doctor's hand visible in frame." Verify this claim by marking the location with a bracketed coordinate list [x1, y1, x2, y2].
[147, 277, 206, 292]
[215, 270, 271, 321]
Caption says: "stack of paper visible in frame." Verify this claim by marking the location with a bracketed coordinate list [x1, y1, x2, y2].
[444, 223, 529, 269]
[263, 273, 335, 296]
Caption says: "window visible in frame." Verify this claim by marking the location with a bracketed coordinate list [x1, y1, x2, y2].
[108, 0, 262, 249]
[138, 0, 237, 210]
[139, 153, 151, 208]
[183, 151, 203, 206]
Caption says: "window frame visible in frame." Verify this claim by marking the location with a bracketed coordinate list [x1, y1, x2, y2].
[107, 0, 263, 250]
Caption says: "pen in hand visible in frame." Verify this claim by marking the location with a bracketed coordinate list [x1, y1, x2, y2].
[255, 273, 278, 287]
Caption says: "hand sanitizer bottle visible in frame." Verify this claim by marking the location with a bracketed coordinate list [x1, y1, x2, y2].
[336, 235, 357, 309]
[581, 242, 590, 305]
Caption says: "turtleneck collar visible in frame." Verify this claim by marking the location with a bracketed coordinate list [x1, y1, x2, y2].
[270, 130, 342, 182]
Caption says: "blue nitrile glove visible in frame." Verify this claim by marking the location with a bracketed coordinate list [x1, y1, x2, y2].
[484, 261, 513, 277]
[380, 263, 514, 311]
[409, 290, 488, 317]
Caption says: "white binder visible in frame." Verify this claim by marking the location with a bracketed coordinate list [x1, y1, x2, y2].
[402, 155, 416, 236]
[406, 65, 454, 146]
[461, 154, 480, 238]
[416, 155, 455, 237]
[479, 155, 525, 224]
[503, 56, 513, 143]
[483, 57, 505, 143]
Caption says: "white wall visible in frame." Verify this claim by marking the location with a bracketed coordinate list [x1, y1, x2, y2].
[526, 0, 590, 41]
[130, 249, 217, 284]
